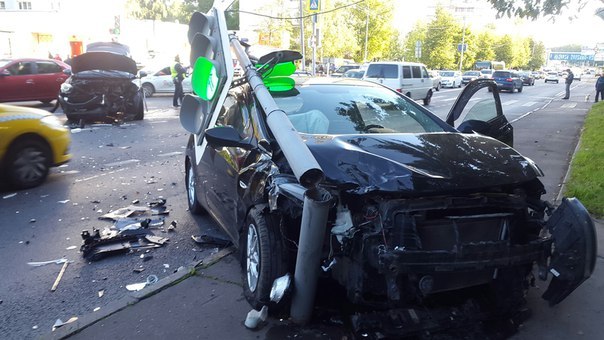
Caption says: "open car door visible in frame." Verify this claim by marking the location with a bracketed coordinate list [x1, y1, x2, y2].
[542, 197, 597, 305]
[445, 79, 513, 147]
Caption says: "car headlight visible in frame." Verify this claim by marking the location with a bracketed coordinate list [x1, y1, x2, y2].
[60, 83, 73, 94]
[41, 115, 67, 130]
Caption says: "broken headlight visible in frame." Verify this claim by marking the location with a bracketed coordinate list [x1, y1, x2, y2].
[60, 83, 73, 94]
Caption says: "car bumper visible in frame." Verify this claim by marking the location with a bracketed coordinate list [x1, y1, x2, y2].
[59, 95, 112, 119]
[495, 83, 514, 90]
[47, 129, 72, 166]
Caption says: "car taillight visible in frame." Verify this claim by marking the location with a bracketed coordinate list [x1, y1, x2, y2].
[396, 89, 402, 93]
[506, 78, 513, 82]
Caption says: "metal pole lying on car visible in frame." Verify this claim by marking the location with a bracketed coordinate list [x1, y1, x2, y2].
[229, 34, 331, 324]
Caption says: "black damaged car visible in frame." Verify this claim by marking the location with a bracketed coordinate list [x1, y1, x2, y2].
[58, 42, 145, 122]
[182, 75, 596, 336]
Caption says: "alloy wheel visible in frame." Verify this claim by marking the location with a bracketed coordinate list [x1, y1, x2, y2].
[12, 146, 48, 185]
[246, 223, 260, 293]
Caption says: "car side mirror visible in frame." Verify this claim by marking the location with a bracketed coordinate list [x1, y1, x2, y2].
[0, 69, 10, 76]
[138, 71, 147, 78]
[458, 119, 491, 134]
[205, 126, 253, 150]
[63, 69, 72, 76]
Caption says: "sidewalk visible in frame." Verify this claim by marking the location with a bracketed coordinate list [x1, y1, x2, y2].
[48, 96, 602, 340]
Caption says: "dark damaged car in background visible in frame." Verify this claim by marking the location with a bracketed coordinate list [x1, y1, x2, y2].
[58, 42, 145, 122]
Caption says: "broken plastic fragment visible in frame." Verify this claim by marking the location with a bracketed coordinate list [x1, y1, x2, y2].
[126, 274, 158, 291]
[27, 258, 67, 267]
[66, 246, 77, 250]
[244, 305, 268, 329]
[98, 290, 104, 298]
[191, 234, 232, 248]
[57, 200, 70, 204]
[3, 193, 17, 199]
[94, 307, 101, 312]
[52, 317, 78, 331]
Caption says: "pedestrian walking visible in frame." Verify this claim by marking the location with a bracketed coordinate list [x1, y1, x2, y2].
[171, 55, 186, 107]
[562, 68, 574, 99]
[595, 73, 604, 103]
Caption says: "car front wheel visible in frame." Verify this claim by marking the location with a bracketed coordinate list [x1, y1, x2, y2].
[423, 89, 432, 106]
[5, 138, 51, 189]
[241, 207, 288, 310]
[142, 83, 155, 97]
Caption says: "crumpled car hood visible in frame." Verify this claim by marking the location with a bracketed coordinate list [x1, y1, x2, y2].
[304, 133, 541, 195]
[71, 52, 137, 74]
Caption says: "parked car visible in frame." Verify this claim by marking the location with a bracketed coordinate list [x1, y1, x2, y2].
[363, 61, 433, 105]
[461, 70, 481, 85]
[545, 71, 559, 83]
[492, 70, 524, 92]
[479, 68, 493, 79]
[58, 42, 145, 122]
[519, 71, 535, 86]
[343, 68, 365, 79]
[0, 104, 71, 189]
[0, 58, 70, 103]
[137, 65, 192, 97]
[331, 64, 360, 77]
[532, 71, 544, 79]
[429, 70, 442, 91]
[439, 70, 463, 88]
[182, 76, 595, 337]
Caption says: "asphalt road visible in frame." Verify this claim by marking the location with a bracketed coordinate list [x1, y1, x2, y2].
[0, 79, 598, 339]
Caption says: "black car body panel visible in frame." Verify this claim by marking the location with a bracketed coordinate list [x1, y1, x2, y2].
[182, 75, 595, 333]
[59, 44, 143, 121]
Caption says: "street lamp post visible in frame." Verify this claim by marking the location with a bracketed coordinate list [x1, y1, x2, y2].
[299, 0, 306, 71]
[364, 8, 369, 62]
[459, 17, 466, 72]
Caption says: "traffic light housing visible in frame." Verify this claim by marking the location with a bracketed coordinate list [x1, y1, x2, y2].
[180, 7, 234, 136]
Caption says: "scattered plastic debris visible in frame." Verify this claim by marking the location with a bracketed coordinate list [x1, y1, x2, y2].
[191, 234, 233, 248]
[52, 317, 78, 331]
[27, 258, 67, 267]
[51, 261, 69, 291]
[3, 193, 17, 199]
[140, 254, 153, 262]
[93, 307, 101, 312]
[98, 290, 104, 298]
[66, 246, 77, 250]
[126, 274, 158, 291]
[244, 306, 268, 329]
[163, 264, 170, 269]
[32, 325, 38, 330]
[132, 199, 140, 204]
[167, 220, 177, 232]
[133, 267, 145, 273]
[57, 200, 70, 204]
[29, 219, 36, 223]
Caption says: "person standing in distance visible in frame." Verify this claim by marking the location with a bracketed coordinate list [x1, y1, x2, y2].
[562, 68, 574, 99]
[171, 55, 186, 107]
[595, 73, 604, 103]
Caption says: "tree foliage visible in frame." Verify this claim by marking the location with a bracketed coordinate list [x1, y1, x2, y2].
[422, 6, 460, 69]
[349, 0, 396, 62]
[485, 0, 590, 19]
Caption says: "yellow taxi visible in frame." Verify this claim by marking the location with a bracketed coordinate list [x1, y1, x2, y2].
[0, 104, 71, 189]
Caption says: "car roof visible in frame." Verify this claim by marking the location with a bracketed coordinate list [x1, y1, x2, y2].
[291, 77, 383, 88]
[367, 61, 425, 66]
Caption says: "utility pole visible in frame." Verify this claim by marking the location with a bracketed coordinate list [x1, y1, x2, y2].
[364, 8, 369, 62]
[299, 0, 305, 71]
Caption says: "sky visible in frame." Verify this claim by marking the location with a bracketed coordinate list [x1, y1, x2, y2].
[393, 0, 603, 48]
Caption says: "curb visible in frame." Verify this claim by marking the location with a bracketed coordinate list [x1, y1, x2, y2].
[46, 247, 236, 340]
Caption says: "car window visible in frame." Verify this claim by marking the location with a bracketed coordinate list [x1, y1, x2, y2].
[36, 61, 62, 74]
[215, 95, 252, 139]
[7, 61, 33, 76]
[402, 66, 411, 79]
[411, 66, 421, 78]
[365, 64, 398, 79]
[492, 71, 510, 78]
[440, 71, 454, 77]
[272, 84, 446, 135]
[454, 87, 498, 128]
[421, 67, 430, 79]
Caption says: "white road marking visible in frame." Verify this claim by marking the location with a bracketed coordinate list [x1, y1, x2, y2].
[561, 103, 577, 108]
[75, 168, 128, 183]
[521, 102, 537, 107]
[157, 152, 183, 157]
[104, 159, 140, 167]
[502, 100, 518, 106]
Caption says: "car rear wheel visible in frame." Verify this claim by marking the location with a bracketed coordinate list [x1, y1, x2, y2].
[185, 159, 204, 214]
[435, 83, 441, 91]
[241, 207, 288, 310]
[518, 84, 523, 93]
[423, 89, 432, 106]
[5, 138, 51, 189]
[130, 92, 144, 120]
[142, 83, 155, 97]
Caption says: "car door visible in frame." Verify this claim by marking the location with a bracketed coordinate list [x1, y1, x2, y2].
[445, 79, 513, 146]
[34, 60, 68, 100]
[0, 60, 36, 102]
[155, 67, 174, 93]
[197, 90, 255, 240]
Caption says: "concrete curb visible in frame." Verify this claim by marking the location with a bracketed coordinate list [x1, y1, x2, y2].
[46, 247, 236, 340]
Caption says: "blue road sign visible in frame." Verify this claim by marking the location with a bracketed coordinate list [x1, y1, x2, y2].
[549, 52, 594, 61]
[309, 0, 319, 11]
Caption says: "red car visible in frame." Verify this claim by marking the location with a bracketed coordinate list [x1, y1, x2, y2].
[0, 58, 70, 103]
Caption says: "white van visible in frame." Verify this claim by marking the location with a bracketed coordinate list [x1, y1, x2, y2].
[362, 61, 433, 105]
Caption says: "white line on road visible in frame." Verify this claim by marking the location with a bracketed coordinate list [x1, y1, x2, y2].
[502, 100, 519, 106]
[104, 159, 140, 167]
[521, 102, 537, 107]
[561, 103, 577, 108]
[75, 168, 128, 183]
[157, 152, 183, 157]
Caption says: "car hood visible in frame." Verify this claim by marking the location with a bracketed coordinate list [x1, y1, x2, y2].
[0, 104, 49, 120]
[71, 52, 137, 74]
[303, 133, 541, 195]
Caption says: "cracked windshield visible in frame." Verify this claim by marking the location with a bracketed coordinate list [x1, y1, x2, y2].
[1, 0, 603, 339]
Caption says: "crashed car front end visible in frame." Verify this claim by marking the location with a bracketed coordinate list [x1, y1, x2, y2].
[59, 51, 143, 121]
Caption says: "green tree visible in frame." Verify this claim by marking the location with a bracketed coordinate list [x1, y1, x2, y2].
[423, 6, 460, 70]
[527, 39, 547, 70]
[319, 1, 359, 61]
[474, 30, 496, 62]
[485, 0, 590, 19]
[494, 34, 514, 66]
[349, 0, 397, 62]
[551, 44, 583, 51]
[510, 37, 531, 69]
[402, 22, 427, 62]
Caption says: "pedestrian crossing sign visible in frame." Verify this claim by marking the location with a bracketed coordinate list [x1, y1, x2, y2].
[309, 0, 319, 11]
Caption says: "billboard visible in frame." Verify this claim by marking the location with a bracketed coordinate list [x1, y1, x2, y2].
[549, 52, 594, 61]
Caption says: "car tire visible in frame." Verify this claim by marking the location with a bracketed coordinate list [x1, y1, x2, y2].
[142, 83, 155, 97]
[435, 83, 441, 91]
[130, 92, 144, 120]
[241, 207, 288, 310]
[458, 82, 462, 88]
[185, 159, 205, 215]
[518, 84, 523, 93]
[5, 138, 51, 189]
[423, 89, 432, 106]
[452, 81, 456, 88]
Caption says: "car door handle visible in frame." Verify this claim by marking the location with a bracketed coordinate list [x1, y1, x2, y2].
[25, 79, 34, 84]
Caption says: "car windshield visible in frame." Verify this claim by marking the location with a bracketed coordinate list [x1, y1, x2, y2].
[272, 84, 447, 135]
[493, 71, 510, 78]
[0, 59, 11, 68]
[464, 71, 480, 76]
[481, 69, 492, 75]
[440, 71, 455, 77]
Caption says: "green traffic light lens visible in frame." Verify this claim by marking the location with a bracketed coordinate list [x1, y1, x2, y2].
[257, 61, 296, 78]
[192, 57, 219, 101]
[264, 76, 295, 92]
